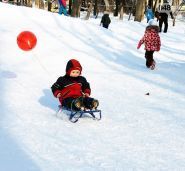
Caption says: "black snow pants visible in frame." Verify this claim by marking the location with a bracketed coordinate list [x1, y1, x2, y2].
[145, 51, 155, 68]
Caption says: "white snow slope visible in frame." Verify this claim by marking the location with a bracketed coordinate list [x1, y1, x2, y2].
[0, 2, 185, 171]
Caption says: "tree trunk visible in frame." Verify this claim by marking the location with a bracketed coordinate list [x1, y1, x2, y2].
[71, 0, 82, 17]
[39, 0, 44, 9]
[27, 0, 32, 6]
[134, 0, 146, 22]
[85, 3, 93, 20]
[148, 0, 153, 8]
[93, 0, 98, 16]
[48, 0, 52, 11]
[172, 0, 180, 6]
[114, 0, 120, 16]
[104, 0, 110, 11]
[35, 0, 39, 8]
[77, 2, 81, 17]
[120, 6, 124, 20]
[68, 0, 72, 15]
[35, 0, 44, 8]
[153, 0, 159, 12]
[119, 0, 126, 20]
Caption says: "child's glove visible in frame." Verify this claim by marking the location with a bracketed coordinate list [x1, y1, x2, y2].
[84, 93, 90, 97]
[57, 93, 62, 98]
[137, 41, 142, 49]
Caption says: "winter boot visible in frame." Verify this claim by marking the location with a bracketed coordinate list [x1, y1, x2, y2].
[150, 60, 156, 70]
[91, 99, 99, 110]
[74, 97, 85, 111]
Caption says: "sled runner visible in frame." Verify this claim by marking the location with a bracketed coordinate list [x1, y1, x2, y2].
[56, 105, 102, 123]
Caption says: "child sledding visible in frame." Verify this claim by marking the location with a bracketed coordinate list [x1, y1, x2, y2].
[51, 59, 101, 122]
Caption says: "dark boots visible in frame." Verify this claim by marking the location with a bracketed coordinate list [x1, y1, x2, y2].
[74, 97, 85, 111]
[145, 50, 156, 70]
[74, 97, 99, 111]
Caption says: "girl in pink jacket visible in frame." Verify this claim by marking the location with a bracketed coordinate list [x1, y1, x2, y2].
[137, 19, 161, 70]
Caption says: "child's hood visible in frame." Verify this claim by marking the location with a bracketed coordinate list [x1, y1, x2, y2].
[104, 11, 109, 15]
[66, 59, 82, 75]
[145, 25, 159, 33]
[104, 14, 109, 17]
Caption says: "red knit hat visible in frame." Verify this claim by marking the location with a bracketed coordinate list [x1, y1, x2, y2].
[66, 59, 82, 76]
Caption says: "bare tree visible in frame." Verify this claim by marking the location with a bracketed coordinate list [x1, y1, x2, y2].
[134, 0, 146, 22]
[114, 0, 120, 16]
[172, 0, 184, 26]
[35, 0, 44, 8]
[148, 0, 153, 8]
[68, 0, 72, 15]
[153, 0, 160, 12]
[120, 6, 124, 19]
[94, 0, 98, 16]
[47, 0, 52, 11]
[85, 2, 93, 19]
[26, 0, 32, 6]
[104, 0, 110, 11]
[172, 0, 180, 6]
[71, 0, 82, 17]
[119, 0, 126, 20]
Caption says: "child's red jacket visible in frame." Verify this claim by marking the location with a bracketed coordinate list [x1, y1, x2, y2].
[51, 75, 91, 104]
[51, 59, 91, 104]
[137, 25, 161, 51]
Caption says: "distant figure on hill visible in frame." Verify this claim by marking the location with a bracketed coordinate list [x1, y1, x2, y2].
[137, 19, 161, 70]
[58, 0, 68, 16]
[100, 11, 111, 29]
[157, 0, 174, 33]
[145, 5, 154, 23]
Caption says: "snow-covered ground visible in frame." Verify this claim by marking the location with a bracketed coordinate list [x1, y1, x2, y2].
[0, 2, 185, 171]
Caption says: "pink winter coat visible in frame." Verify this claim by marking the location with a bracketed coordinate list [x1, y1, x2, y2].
[137, 25, 161, 51]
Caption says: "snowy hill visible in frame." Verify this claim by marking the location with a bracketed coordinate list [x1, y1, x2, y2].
[0, 2, 185, 171]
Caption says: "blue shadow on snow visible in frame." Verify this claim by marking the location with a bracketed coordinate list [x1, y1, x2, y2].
[39, 89, 59, 111]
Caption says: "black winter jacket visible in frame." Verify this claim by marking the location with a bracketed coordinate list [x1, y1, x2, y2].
[101, 14, 111, 25]
[51, 75, 91, 103]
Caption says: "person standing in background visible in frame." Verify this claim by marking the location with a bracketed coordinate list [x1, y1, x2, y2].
[100, 11, 111, 29]
[58, 0, 68, 16]
[145, 6, 154, 23]
[158, 0, 174, 33]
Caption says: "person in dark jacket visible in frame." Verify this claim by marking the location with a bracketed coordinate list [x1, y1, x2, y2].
[100, 11, 111, 29]
[51, 59, 99, 111]
[158, 0, 174, 33]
